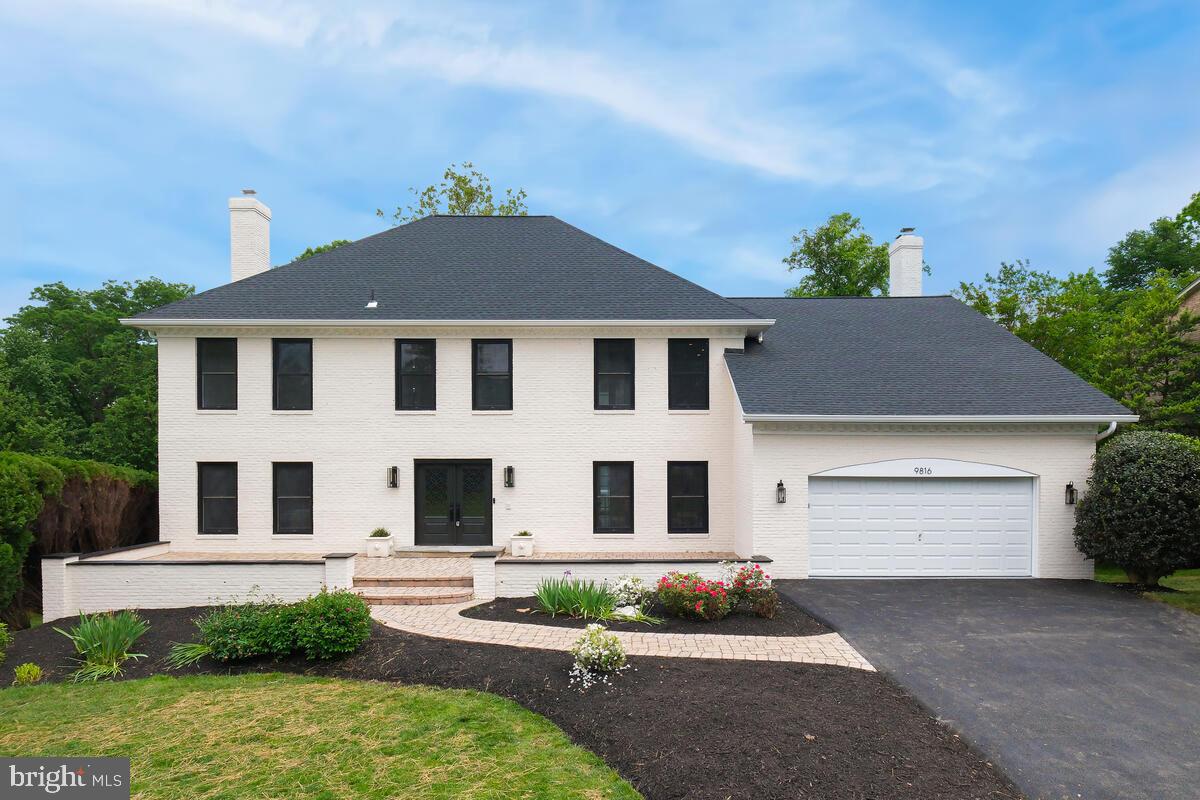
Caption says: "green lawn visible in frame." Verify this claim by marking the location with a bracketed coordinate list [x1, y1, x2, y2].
[1094, 565, 1200, 615]
[0, 674, 640, 800]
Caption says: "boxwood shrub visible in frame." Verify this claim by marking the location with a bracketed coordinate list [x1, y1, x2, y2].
[1074, 431, 1200, 585]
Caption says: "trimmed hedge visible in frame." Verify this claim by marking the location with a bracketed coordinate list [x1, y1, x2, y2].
[1074, 431, 1200, 585]
[0, 451, 156, 619]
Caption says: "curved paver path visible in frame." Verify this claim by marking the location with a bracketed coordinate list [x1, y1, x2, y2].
[371, 601, 874, 671]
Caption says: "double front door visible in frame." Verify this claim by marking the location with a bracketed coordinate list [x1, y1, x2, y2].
[414, 460, 492, 546]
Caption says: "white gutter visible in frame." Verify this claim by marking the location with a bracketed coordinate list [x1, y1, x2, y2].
[120, 317, 775, 330]
[1096, 421, 1120, 441]
[743, 413, 1140, 424]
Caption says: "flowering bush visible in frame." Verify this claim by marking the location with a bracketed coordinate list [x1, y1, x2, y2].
[610, 575, 652, 609]
[724, 562, 780, 619]
[656, 571, 732, 621]
[568, 623, 628, 690]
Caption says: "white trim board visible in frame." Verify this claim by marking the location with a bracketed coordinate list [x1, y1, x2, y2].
[811, 458, 1036, 479]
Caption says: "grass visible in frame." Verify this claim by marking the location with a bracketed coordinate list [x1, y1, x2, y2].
[1094, 564, 1200, 615]
[0, 674, 640, 800]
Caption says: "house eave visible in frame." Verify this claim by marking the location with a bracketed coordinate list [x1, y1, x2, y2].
[741, 413, 1140, 424]
[121, 317, 776, 332]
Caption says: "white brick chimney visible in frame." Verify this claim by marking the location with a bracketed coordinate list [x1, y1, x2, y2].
[888, 227, 923, 297]
[229, 189, 271, 282]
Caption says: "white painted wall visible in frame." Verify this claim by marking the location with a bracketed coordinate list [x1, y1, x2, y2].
[157, 327, 745, 555]
[748, 423, 1098, 579]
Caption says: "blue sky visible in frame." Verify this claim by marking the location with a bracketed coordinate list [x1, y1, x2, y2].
[2, 1, 1199, 319]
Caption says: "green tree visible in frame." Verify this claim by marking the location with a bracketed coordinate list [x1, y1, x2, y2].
[1104, 191, 1200, 291]
[0, 278, 193, 471]
[784, 213, 927, 297]
[293, 240, 352, 263]
[377, 162, 529, 225]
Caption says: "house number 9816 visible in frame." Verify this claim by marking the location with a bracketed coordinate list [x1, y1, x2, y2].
[913, 466, 934, 476]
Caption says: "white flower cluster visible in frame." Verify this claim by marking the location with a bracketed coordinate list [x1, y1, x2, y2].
[610, 575, 652, 608]
[568, 623, 629, 691]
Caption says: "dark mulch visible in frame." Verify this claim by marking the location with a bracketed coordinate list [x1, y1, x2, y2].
[462, 594, 831, 636]
[1106, 582, 1182, 596]
[3, 608, 1021, 800]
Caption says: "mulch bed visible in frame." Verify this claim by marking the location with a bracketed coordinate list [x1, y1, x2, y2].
[3, 608, 1021, 800]
[1106, 582, 1181, 596]
[462, 594, 831, 637]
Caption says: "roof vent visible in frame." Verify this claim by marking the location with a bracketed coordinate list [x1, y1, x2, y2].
[365, 289, 379, 309]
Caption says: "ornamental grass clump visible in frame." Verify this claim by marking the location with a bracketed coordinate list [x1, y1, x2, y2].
[54, 610, 148, 682]
[724, 562, 781, 619]
[11, 662, 42, 686]
[534, 576, 616, 620]
[656, 571, 732, 621]
[568, 623, 628, 690]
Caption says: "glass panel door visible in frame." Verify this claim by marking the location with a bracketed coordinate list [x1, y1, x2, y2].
[414, 461, 492, 546]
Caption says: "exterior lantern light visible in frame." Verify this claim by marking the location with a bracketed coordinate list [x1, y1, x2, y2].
[776, 479, 786, 504]
[1065, 482, 1078, 505]
[504, 465, 515, 488]
[386, 466, 398, 489]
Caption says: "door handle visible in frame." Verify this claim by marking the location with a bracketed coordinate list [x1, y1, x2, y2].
[454, 504, 461, 526]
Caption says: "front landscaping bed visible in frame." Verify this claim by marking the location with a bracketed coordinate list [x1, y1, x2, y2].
[462, 594, 831, 636]
[0, 673, 637, 799]
[2, 607, 1021, 800]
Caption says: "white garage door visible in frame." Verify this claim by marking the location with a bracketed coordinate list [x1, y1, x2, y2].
[808, 477, 1034, 577]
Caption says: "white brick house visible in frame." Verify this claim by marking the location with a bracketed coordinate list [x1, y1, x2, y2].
[44, 194, 1137, 619]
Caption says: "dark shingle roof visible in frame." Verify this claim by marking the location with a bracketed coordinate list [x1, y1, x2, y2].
[131, 215, 762, 322]
[724, 296, 1133, 418]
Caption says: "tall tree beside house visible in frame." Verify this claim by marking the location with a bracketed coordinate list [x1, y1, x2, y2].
[1103, 191, 1200, 291]
[377, 161, 529, 226]
[783, 213, 891, 297]
[293, 239, 352, 262]
[0, 278, 194, 472]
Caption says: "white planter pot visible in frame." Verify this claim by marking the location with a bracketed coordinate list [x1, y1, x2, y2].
[365, 536, 394, 558]
[510, 536, 535, 558]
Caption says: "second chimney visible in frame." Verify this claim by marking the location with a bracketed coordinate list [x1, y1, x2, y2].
[888, 227, 923, 297]
[229, 189, 271, 282]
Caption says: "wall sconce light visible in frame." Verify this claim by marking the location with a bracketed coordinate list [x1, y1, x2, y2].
[386, 466, 398, 489]
[776, 479, 786, 504]
[504, 466, 515, 488]
[1065, 482, 1078, 505]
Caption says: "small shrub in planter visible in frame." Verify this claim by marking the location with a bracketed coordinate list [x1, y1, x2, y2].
[292, 590, 372, 660]
[12, 662, 42, 686]
[1074, 431, 1200, 585]
[54, 610, 149, 682]
[568, 623, 628, 690]
[656, 571, 732, 621]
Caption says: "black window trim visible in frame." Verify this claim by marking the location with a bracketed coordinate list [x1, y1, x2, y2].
[272, 338, 314, 411]
[593, 338, 635, 411]
[472, 338, 513, 411]
[395, 338, 437, 411]
[197, 462, 238, 535]
[593, 461, 635, 534]
[273, 461, 314, 535]
[667, 460, 709, 534]
[667, 338, 710, 411]
[196, 337, 238, 410]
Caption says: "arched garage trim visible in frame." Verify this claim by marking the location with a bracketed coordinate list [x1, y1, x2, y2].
[811, 458, 1037, 479]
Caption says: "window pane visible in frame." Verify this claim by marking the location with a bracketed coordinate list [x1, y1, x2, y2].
[475, 342, 510, 374]
[595, 340, 633, 373]
[668, 339, 708, 410]
[594, 462, 633, 532]
[597, 497, 632, 531]
[399, 341, 434, 374]
[275, 340, 311, 373]
[276, 498, 312, 534]
[597, 463, 632, 497]
[275, 375, 312, 410]
[275, 463, 312, 496]
[669, 462, 705, 495]
[474, 375, 511, 409]
[201, 374, 237, 410]
[200, 464, 236, 497]
[668, 462, 707, 533]
[399, 375, 435, 410]
[198, 338, 236, 372]
[668, 497, 706, 531]
[596, 375, 632, 409]
[202, 498, 236, 533]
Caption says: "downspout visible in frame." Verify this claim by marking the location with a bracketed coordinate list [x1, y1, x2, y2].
[1096, 421, 1118, 442]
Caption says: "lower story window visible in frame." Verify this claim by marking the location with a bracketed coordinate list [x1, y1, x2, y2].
[274, 462, 313, 534]
[594, 462, 634, 533]
[667, 461, 708, 534]
[198, 462, 237, 534]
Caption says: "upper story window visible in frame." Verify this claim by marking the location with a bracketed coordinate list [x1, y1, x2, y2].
[273, 462, 313, 534]
[198, 462, 237, 534]
[594, 339, 634, 410]
[273, 339, 313, 411]
[667, 461, 708, 534]
[668, 338, 709, 410]
[197, 338, 237, 410]
[473, 339, 512, 411]
[594, 461, 634, 533]
[396, 340, 436, 411]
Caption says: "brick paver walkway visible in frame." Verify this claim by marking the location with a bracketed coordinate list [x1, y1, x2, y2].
[372, 601, 874, 671]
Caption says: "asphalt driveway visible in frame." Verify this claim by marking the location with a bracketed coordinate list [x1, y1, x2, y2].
[777, 579, 1200, 800]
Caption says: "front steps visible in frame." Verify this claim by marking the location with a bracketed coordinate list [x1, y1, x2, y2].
[353, 556, 476, 605]
[355, 584, 474, 605]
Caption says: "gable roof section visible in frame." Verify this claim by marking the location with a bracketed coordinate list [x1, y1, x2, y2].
[724, 296, 1135, 420]
[130, 215, 765, 324]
